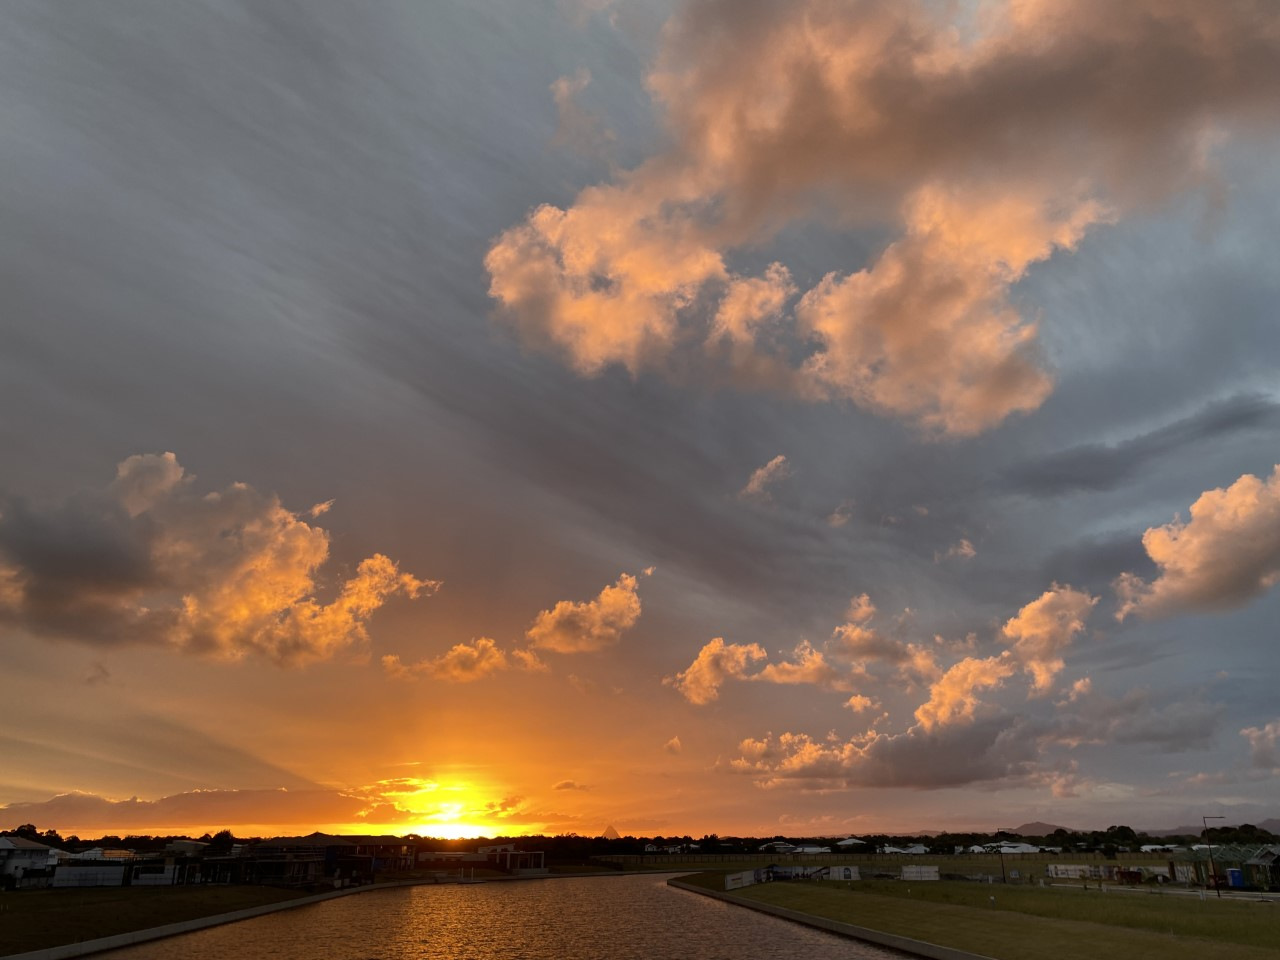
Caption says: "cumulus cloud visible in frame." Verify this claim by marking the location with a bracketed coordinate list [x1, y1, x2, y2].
[829, 600, 940, 683]
[936, 538, 977, 562]
[1001, 584, 1097, 693]
[729, 715, 1042, 790]
[664, 637, 767, 704]
[713, 580, 1114, 789]
[739, 454, 791, 502]
[914, 655, 1017, 730]
[667, 591, 950, 706]
[664, 735, 683, 754]
[794, 182, 1071, 434]
[526, 572, 644, 653]
[0, 453, 433, 665]
[382, 637, 510, 683]
[488, 1, 1280, 434]
[826, 502, 854, 528]
[755, 640, 852, 691]
[553, 779, 590, 791]
[1116, 465, 1280, 619]
[1241, 720, 1280, 772]
[846, 593, 875, 623]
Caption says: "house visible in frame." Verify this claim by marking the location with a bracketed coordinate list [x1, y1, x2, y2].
[251, 833, 356, 886]
[1244, 845, 1280, 890]
[644, 842, 693, 854]
[883, 844, 929, 854]
[165, 839, 210, 857]
[0, 836, 57, 889]
[758, 841, 797, 854]
[1171, 843, 1276, 888]
[479, 843, 547, 874]
[836, 837, 866, 848]
[970, 842, 1041, 854]
[344, 835, 418, 872]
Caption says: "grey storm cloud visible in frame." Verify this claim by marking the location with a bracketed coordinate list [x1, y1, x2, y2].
[731, 715, 1044, 791]
[1002, 393, 1280, 498]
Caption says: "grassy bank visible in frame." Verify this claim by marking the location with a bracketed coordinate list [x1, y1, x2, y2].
[0, 885, 312, 956]
[677, 874, 1278, 960]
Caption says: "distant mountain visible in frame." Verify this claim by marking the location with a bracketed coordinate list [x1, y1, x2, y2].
[1146, 818, 1280, 838]
[1014, 821, 1071, 835]
[1145, 825, 1203, 838]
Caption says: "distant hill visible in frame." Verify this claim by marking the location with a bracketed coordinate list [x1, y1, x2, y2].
[1146, 818, 1280, 838]
[1014, 821, 1071, 835]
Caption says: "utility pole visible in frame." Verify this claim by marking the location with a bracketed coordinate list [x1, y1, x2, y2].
[1202, 815, 1225, 898]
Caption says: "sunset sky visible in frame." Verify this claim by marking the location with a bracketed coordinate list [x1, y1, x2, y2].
[2, 0, 1279, 842]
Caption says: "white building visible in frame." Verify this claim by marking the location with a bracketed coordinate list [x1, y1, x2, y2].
[0, 836, 57, 888]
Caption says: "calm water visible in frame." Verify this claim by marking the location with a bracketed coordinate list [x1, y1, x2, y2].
[100, 874, 910, 960]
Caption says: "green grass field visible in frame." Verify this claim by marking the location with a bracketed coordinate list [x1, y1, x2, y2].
[0, 885, 312, 956]
[676, 873, 1278, 960]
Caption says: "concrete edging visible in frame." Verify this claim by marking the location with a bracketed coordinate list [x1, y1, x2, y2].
[668, 878, 998, 960]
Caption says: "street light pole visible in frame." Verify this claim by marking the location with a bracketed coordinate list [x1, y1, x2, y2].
[1203, 815, 1225, 898]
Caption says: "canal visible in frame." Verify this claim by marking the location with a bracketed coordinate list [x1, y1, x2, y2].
[100, 873, 911, 959]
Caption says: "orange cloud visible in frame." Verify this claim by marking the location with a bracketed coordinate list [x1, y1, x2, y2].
[382, 637, 510, 683]
[1001, 584, 1097, 694]
[739, 454, 791, 502]
[755, 640, 853, 692]
[0, 453, 433, 665]
[525, 572, 644, 653]
[1116, 465, 1280, 619]
[729, 715, 1042, 790]
[914, 655, 1017, 730]
[488, 1, 1280, 434]
[1241, 720, 1280, 773]
[664, 637, 767, 704]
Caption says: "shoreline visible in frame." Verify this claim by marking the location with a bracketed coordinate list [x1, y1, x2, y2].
[667, 878, 994, 960]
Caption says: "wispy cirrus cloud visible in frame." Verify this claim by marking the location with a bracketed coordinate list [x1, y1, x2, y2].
[739, 454, 791, 503]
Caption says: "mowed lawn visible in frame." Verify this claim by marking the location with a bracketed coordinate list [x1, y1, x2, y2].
[679, 876, 1279, 960]
[0, 885, 311, 956]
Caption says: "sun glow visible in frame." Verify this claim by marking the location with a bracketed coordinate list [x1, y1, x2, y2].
[351, 776, 531, 839]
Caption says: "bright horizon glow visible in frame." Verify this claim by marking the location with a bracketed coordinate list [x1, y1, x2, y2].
[2, 1, 1279, 842]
